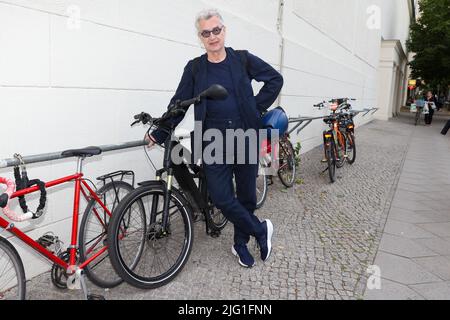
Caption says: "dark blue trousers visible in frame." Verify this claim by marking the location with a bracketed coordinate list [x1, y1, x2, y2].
[203, 118, 264, 245]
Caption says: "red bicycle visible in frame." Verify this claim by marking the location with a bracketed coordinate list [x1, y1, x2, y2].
[0, 147, 134, 300]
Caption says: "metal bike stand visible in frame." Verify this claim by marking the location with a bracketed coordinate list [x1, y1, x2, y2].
[288, 115, 327, 135]
[0, 140, 148, 169]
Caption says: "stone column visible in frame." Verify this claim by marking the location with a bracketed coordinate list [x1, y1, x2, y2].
[375, 40, 407, 120]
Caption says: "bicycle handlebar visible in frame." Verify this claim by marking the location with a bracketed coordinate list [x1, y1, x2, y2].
[0, 177, 34, 222]
[313, 101, 327, 109]
[131, 84, 228, 130]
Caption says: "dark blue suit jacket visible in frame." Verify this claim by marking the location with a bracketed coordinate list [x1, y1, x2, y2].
[152, 47, 283, 144]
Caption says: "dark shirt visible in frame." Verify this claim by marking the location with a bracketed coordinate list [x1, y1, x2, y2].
[206, 56, 240, 120]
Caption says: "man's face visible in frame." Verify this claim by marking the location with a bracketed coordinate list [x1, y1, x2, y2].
[198, 16, 226, 54]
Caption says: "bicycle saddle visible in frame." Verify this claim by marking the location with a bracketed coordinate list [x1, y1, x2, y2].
[61, 146, 102, 158]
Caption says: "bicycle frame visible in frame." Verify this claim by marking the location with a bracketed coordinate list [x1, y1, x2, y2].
[0, 172, 112, 273]
[152, 138, 210, 233]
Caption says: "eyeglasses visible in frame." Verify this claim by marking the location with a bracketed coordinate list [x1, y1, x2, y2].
[199, 25, 224, 38]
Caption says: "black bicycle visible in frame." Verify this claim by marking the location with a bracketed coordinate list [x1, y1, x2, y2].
[107, 85, 229, 289]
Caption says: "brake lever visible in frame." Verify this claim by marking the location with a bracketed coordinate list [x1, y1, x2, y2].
[169, 108, 187, 117]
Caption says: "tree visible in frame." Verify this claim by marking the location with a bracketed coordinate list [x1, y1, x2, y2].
[407, 0, 450, 93]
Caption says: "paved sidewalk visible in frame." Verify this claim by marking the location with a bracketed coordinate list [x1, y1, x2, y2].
[365, 113, 450, 300]
[21, 113, 450, 300]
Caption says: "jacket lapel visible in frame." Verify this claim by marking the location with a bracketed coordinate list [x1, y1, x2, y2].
[196, 54, 208, 121]
[227, 48, 244, 96]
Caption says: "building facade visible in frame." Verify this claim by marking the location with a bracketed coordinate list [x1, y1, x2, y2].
[0, 0, 414, 279]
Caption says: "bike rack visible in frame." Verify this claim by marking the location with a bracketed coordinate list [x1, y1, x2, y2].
[1, 108, 379, 167]
[288, 116, 326, 135]
[359, 107, 379, 117]
[287, 107, 378, 136]
[0, 140, 147, 169]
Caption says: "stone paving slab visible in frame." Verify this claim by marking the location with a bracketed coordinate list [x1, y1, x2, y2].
[374, 252, 441, 285]
[365, 114, 450, 300]
[415, 237, 450, 256]
[389, 208, 450, 224]
[383, 219, 437, 239]
[379, 233, 438, 258]
[412, 256, 450, 281]
[417, 222, 450, 238]
[18, 114, 449, 300]
[364, 278, 425, 300]
[410, 282, 450, 300]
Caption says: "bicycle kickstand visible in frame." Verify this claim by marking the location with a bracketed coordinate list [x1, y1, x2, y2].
[78, 269, 105, 300]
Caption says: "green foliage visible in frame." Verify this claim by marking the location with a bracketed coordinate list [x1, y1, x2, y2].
[294, 141, 302, 166]
[406, 0, 450, 90]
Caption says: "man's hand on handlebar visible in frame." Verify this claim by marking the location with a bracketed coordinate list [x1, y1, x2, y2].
[145, 133, 157, 148]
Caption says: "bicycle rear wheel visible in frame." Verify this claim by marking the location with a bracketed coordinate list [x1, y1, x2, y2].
[277, 138, 296, 188]
[79, 180, 134, 288]
[0, 237, 26, 300]
[107, 184, 193, 289]
[205, 197, 228, 231]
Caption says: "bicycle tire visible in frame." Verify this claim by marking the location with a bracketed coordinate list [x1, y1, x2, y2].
[277, 138, 296, 188]
[107, 183, 194, 289]
[205, 201, 228, 231]
[346, 132, 356, 165]
[79, 180, 134, 288]
[326, 141, 336, 183]
[255, 167, 268, 209]
[0, 237, 26, 300]
[335, 131, 346, 169]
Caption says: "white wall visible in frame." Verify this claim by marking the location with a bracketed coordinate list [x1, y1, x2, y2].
[0, 0, 406, 279]
[379, 0, 412, 51]
[281, 0, 382, 151]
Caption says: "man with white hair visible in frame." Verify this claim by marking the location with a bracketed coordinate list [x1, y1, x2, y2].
[148, 9, 283, 268]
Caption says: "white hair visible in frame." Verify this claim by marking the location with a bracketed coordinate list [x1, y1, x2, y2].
[195, 8, 224, 31]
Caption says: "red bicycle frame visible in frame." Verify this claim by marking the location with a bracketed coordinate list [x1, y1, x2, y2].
[0, 173, 112, 273]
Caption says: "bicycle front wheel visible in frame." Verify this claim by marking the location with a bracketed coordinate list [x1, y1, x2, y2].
[335, 131, 346, 168]
[107, 184, 194, 289]
[256, 164, 268, 209]
[345, 132, 356, 164]
[277, 138, 296, 188]
[415, 110, 420, 126]
[0, 237, 26, 300]
[325, 141, 336, 183]
[79, 180, 134, 288]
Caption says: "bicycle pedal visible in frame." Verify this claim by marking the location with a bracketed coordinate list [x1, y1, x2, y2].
[209, 230, 221, 238]
[193, 214, 203, 223]
[87, 294, 106, 300]
[36, 234, 56, 248]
